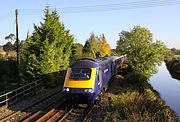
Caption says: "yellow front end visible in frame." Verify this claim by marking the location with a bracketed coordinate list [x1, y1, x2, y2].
[63, 68, 96, 89]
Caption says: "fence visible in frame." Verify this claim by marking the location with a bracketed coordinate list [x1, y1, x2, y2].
[0, 79, 41, 108]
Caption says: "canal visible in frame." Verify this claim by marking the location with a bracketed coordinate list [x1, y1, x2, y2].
[149, 62, 180, 118]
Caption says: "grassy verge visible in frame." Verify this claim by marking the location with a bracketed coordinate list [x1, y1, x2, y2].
[105, 72, 178, 122]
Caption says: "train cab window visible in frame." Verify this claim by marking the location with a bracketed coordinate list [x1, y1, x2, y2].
[70, 68, 91, 80]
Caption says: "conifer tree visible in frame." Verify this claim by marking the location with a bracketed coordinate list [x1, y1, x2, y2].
[82, 40, 94, 58]
[20, 7, 74, 84]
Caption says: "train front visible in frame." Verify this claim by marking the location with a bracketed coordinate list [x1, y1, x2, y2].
[62, 59, 99, 105]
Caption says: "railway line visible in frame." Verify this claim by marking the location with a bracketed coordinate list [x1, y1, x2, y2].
[23, 104, 94, 122]
[59, 105, 94, 122]
[0, 88, 64, 122]
[0, 88, 95, 122]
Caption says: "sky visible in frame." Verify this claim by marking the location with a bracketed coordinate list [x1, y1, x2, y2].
[0, 0, 180, 49]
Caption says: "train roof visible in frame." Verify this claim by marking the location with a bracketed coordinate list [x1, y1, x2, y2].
[69, 55, 126, 68]
[70, 58, 101, 68]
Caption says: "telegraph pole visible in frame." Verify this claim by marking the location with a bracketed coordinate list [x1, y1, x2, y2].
[15, 9, 19, 86]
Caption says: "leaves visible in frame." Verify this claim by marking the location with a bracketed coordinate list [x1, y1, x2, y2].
[20, 7, 74, 82]
[100, 34, 111, 56]
[116, 25, 168, 78]
[82, 33, 111, 58]
[5, 33, 15, 43]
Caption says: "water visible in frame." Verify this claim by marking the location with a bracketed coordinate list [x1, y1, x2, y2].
[149, 63, 180, 117]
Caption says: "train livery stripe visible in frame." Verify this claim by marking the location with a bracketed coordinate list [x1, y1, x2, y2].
[63, 68, 96, 88]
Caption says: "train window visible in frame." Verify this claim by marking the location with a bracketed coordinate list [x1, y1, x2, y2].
[70, 68, 91, 80]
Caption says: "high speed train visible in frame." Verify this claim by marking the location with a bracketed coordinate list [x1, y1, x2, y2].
[62, 55, 126, 106]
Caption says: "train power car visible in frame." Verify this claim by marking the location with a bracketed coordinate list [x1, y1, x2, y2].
[62, 55, 126, 106]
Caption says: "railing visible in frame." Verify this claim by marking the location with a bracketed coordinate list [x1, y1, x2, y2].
[0, 79, 41, 108]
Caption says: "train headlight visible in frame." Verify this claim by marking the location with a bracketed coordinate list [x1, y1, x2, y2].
[84, 88, 94, 93]
[63, 88, 70, 92]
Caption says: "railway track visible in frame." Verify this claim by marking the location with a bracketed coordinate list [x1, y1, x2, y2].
[59, 105, 94, 122]
[22, 97, 66, 122]
[23, 103, 94, 122]
[0, 88, 64, 122]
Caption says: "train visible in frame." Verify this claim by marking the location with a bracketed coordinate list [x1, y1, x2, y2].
[62, 55, 126, 106]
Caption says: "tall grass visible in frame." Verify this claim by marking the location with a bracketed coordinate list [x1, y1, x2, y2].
[105, 72, 178, 122]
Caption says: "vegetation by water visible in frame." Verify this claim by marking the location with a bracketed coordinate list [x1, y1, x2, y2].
[165, 55, 180, 80]
[105, 72, 178, 121]
[116, 26, 170, 79]
[166, 58, 180, 74]
[105, 26, 178, 121]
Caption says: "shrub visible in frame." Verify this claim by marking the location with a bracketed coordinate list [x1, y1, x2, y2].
[105, 88, 178, 122]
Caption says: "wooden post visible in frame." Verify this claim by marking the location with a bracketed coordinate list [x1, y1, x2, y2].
[15, 9, 20, 86]
[6, 94, 8, 107]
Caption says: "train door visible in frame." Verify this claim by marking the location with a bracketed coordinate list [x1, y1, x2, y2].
[98, 68, 103, 90]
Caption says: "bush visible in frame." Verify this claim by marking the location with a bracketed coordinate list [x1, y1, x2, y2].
[40, 70, 66, 88]
[0, 59, 17, 88]
[105, 76, 178, 122]
[105, 88, 178, 122]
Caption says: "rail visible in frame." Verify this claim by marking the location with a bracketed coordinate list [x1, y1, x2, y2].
[0, 79, 41, 107]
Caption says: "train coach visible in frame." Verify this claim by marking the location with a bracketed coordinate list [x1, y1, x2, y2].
[62, 55, 126, 106]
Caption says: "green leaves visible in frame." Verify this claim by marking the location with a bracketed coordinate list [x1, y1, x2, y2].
[116, 26, 168, 79]
[20, 7, 74, 83]
[82, 33, 111, 58]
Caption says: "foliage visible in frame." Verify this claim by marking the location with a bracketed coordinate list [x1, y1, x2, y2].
[82, 33, 100, 58]
[20, 7, 74, 86]
[100, 34, 111, 56]
[166, 58, 180, 75]
[82, 40, 95, 58]
[105, 91, 178, 122]
[116, 26, 168, 79]
[171, 48, 180, 55]
[105, 80, 178, 122]
[3, 42, 15, 52]
[0, 59, 16, 88]
[174, 55, 180, 59]
[5, 33, 16, 44]
[70, 43, 83, 62]
[0, 47, 5, 60]
[82, 33, 111, 58]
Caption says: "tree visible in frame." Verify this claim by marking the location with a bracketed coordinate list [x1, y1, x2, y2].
[5, 33, 15, 43]
[71, 43, 83, 62]
[89, 33, 101, 57]
[100, 34, 111, 56]
[82, 40, 94, 58]
[3, 42, 14, 52]
[20, 7, 74, 84]
[116, 26, 168, 79]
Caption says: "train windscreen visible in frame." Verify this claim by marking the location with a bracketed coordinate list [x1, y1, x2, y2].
[70, 68, 91, 80]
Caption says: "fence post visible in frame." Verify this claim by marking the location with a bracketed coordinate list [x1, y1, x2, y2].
[16, 90, 17, 102]
[6, 94, 8, 107]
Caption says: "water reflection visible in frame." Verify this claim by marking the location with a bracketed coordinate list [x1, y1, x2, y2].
[149, 63, 180, 118]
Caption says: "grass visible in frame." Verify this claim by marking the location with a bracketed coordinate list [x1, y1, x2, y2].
[105, 73, 178, 122]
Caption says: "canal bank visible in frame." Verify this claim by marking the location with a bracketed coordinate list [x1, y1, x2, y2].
[149, 63, 180, 118]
